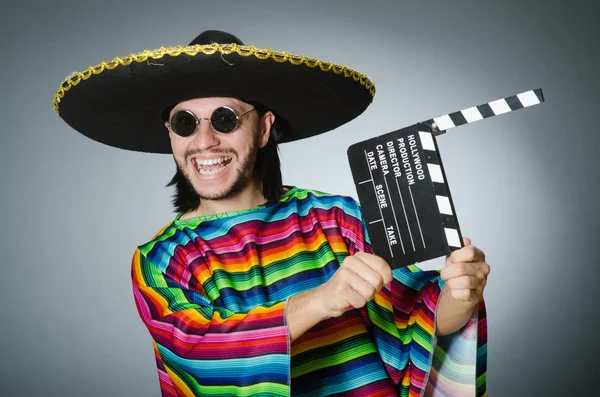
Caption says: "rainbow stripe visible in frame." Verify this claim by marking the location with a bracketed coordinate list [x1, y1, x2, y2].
[132, 187, 486, 396]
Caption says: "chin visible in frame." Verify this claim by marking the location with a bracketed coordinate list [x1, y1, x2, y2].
[193, 175, 250, 202]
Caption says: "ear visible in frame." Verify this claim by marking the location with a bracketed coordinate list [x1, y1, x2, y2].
[165, 122, 173, 139]
[258, 111, 275, 148]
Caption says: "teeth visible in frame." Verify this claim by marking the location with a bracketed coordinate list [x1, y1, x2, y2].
[194, 156, 232, 175]
[195, 156, 231, 166]
[198, 164, 228, 175]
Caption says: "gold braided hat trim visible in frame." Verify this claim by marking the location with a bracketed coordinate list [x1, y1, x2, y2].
[53, 43, 376, 115]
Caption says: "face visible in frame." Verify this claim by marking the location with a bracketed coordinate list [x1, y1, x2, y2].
[167, 97, 273, 202]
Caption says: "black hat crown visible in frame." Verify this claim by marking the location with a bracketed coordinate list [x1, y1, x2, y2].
[189, 30, 244, 46]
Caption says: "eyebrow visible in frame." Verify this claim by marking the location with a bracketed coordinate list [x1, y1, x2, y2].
[226, 103, 245, 114]
[168, 100, 253, 122]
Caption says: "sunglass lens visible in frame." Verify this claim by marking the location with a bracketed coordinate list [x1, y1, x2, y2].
[170, 111, 197, 137]
[211, 107, 238, 133]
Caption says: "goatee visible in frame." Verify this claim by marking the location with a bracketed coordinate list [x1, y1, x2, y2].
[176, 142, 259, 202]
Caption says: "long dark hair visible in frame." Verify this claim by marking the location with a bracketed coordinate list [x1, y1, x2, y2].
[166, 103, 283, 213]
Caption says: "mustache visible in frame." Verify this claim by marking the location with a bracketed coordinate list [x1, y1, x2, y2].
[185, 148, 238, 163]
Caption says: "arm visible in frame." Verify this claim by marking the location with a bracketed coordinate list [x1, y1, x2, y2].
[435, 286, 480, 335]
[286, 290, 324, 343]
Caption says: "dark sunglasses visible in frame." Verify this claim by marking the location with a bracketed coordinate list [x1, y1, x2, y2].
[168, 106, 256, 137]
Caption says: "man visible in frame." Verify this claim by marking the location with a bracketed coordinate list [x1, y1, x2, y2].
[55, 30, 489, 396]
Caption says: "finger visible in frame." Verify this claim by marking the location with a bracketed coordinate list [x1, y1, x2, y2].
[441, 262, 473, 281]
[450, 288, 471, 301]
[441, 261, 490, 280]
[478, 262, 491, 278]
[446, 275, 486, 290]
[337, 266, 377, 301]
[343, 255, 385, 291]
[446, 275, 474, 290]
[345, 288, 368, 310]
[354, 252, 393, 285]
[449, 288, 482, 305]
[448, 245, 482, 262]
[445, 237, 472, 260]
[449, 244, 485, 263]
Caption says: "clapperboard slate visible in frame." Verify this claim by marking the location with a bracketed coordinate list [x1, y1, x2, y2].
[348, 89, 545, 268]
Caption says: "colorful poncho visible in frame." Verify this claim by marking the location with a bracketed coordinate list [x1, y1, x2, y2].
[132, 187, 487, 396]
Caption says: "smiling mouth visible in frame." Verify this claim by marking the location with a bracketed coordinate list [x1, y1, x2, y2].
[193, 156, 233, 176]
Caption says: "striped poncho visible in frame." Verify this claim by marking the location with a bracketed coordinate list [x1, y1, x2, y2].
[132, 187, 487, 396]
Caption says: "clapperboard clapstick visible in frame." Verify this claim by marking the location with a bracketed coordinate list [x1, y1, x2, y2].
[348, 89, 544, 269]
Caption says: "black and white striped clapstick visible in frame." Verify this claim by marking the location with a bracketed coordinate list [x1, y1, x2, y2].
[422, 88, 545, 135]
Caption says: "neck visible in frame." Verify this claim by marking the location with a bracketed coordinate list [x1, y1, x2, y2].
[182, 179, 267, 219]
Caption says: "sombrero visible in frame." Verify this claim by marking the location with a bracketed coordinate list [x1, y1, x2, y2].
[53, 30, 376, 153]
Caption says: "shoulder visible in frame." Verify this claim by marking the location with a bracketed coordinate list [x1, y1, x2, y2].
[134, 219, 179, 260]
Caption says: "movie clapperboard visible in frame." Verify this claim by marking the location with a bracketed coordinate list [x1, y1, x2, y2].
[348, 89, 545, 269]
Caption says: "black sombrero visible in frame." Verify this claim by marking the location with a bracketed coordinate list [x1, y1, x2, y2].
[54, 30, 376, 153]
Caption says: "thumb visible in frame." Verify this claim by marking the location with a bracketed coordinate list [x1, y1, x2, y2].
[462, 237, 472, 246]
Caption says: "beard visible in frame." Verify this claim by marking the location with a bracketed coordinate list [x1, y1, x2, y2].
[175, 140, 260, 202]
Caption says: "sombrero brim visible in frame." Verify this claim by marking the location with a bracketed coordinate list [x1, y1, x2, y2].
[54, 44, 376, 153]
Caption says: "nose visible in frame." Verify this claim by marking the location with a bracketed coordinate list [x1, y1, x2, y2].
[192, 119, 220, 150]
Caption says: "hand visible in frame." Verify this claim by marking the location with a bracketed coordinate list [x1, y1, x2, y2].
[440, 237, 490, 308]
[314, 252, 393, 318]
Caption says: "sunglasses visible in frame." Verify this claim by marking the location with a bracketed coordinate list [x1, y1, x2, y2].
[168, 106, 256, 137]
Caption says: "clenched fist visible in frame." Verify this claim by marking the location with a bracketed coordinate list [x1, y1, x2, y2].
[440, 237, 490, 309]
[314, 252, 393, 318]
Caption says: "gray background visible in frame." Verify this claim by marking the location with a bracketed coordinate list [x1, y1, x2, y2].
[1, 0, 598, 396]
